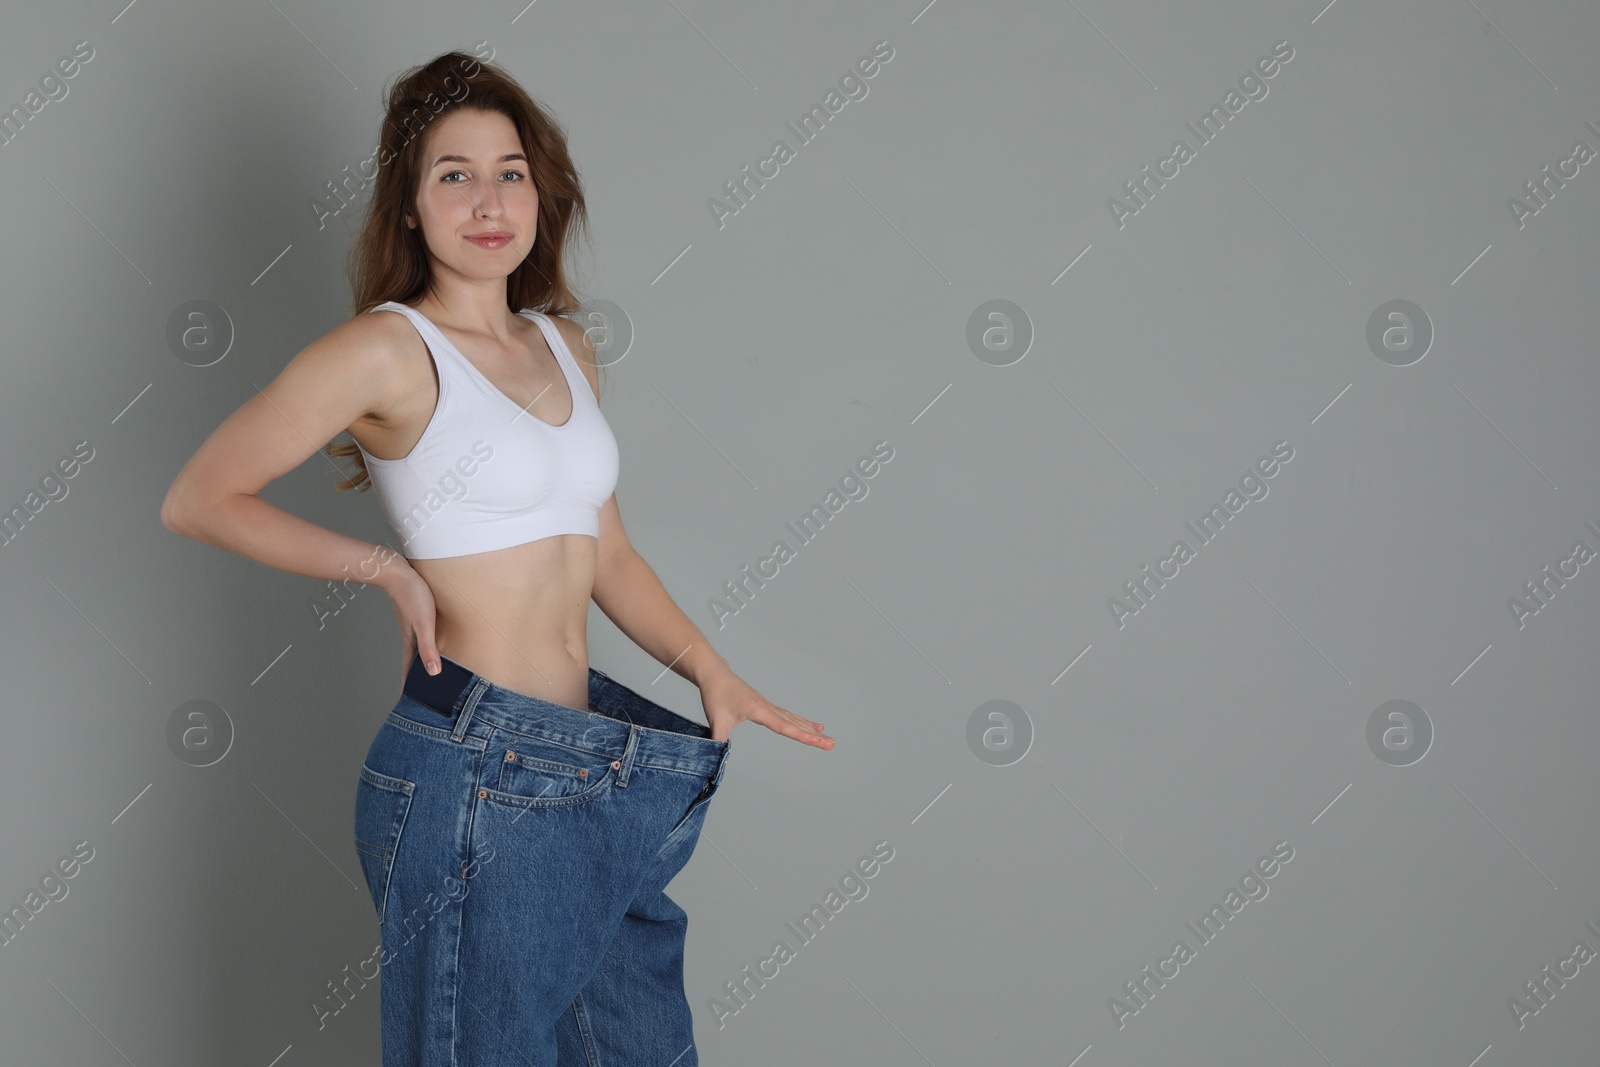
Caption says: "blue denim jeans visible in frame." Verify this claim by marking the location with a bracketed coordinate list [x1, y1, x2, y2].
[354, 652, 730, 1066]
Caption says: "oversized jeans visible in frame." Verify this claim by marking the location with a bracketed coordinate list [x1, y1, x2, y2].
[354, 651, 730, 1066]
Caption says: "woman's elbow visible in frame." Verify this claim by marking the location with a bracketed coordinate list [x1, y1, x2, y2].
[161, 481, 199, 537]
[160, 498, 187, 536]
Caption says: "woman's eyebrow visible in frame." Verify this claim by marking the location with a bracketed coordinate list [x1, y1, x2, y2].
[431, 152, 529, 166]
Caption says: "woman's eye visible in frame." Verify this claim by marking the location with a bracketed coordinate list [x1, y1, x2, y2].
[441, 170, 523, 183]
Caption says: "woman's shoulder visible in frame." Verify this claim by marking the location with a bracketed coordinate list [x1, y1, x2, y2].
[537, 311, 602, 401]
[315, 303, 423, 363]
[287, 305, 429, 417]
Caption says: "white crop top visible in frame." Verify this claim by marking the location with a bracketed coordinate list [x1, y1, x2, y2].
[353, 301, 620, 559]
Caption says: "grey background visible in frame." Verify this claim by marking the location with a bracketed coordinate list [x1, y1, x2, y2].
[1, 0, 1597, 1063]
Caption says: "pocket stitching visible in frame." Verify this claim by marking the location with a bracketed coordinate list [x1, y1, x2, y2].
[481, 763, 618, 810]
[360, 763, 415, 795]
[507, 751, 591, 778]
[355, 763, 416, 922]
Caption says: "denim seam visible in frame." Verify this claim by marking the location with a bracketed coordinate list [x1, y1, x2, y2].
[359, 762, 415, 794]
[484, 722, 717, 778]
[472, 704, 721, 747]
[617, 726, 640, 788]
[570, 989, 601, 1066]
[386, 709, 488, 749]
[381, 791, 413, 924]
[451, 676, 491, 743]
[656, 772, 723, 859]
[450, 738, 486, 1066]
[490, 728, 617, 763]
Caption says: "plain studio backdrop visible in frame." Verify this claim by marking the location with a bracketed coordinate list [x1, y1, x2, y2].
[2, 0, 1599, 1064]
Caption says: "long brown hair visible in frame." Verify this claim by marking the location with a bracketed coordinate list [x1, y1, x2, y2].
[327, 49, 594, 492]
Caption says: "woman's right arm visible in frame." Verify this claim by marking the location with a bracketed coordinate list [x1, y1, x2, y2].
[160, 314, 441, 678]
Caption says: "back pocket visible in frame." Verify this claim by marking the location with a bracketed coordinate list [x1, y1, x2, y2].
[354, 764, 415, 923]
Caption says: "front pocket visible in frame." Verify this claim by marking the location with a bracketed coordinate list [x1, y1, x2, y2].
[484, 735, 619, 809]
[354, 764, 415, 923]
[658, 747, 729, 855]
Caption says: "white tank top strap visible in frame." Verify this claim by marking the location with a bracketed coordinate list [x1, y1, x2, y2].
[370, 300, 475, 381]
[519, 310, 597, 406]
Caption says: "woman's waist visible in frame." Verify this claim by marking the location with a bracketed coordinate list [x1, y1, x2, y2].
[424, 564, 590, 635]
[386, 650, 727, 778]
[432, 626, 591, 711]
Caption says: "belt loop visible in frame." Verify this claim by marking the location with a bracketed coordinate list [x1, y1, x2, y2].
[451, 676, 490, 743]
[615, 726, 640, 787]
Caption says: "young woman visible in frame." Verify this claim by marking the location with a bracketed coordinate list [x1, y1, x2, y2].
[161, 50, 832, 1066]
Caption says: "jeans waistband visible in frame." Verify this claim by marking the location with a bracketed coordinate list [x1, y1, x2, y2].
[397, 651, 727, 777]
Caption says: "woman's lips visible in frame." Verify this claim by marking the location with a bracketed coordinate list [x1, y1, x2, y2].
[465, 232, 513, 249]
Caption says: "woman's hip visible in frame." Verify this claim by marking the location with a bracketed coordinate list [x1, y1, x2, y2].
[355, 653, 732, 919]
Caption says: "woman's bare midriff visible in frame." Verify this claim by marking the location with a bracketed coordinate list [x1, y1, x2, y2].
[345, 307, 601, 712]
[410, 536, 598, 711]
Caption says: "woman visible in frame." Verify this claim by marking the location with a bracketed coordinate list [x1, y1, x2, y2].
[161, 50, 832, 1066]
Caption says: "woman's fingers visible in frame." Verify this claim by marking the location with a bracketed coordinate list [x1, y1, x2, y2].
[764, 704, 834, 747]
[415, 625, 440, 676]
[698, 675, 833, 748]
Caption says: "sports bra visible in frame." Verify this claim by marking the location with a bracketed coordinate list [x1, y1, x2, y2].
[352, 301, 620, 560]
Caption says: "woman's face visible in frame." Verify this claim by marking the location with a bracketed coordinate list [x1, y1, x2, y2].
[405, 107, 538, 283]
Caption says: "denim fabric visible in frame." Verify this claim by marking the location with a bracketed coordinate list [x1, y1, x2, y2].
[354, 652, 730, 1066]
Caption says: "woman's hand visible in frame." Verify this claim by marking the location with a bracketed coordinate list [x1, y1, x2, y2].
[385, 565, 441, 689]
[698, 667, 834, 749]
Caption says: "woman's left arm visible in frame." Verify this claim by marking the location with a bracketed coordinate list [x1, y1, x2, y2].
[557, 316, 832, 750]
[590, 495, 834, 749]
